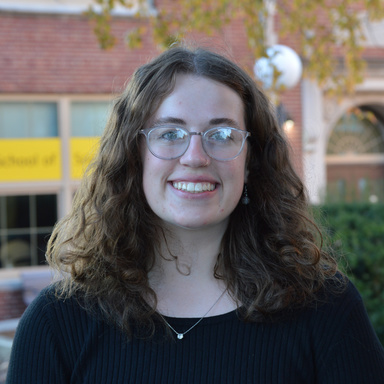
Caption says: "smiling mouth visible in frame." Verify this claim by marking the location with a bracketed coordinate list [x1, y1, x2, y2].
[172, 181, 216, 193]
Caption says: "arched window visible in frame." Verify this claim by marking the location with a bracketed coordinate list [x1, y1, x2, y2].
[326, 106, 384, 203]
[327, 107, 384, 155]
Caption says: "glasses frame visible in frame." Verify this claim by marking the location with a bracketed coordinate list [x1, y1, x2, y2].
[140, 126, 251, 161]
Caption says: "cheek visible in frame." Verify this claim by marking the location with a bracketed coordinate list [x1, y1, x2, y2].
[229, 159, 247, 200]
[141, 144, 158, 177]
[141, 153, 157, 201]
[232, 180, 245, 204]
[222, 163, 246, 202]
[233, 155, 248, 184]
[141, 153, 172, 195]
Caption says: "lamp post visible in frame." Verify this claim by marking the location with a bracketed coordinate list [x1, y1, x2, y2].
[253, 44, 303, 91]
[253, 44, 303, 133]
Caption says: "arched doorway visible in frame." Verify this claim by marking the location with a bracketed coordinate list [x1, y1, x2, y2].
[326, 104, 384, 202]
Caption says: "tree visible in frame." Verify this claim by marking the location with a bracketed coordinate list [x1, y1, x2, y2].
[86, 0, 384, 95]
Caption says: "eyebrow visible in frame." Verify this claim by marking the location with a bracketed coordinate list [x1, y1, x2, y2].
[151, 117, 186, 127]
[151, 117, 241, 129]
[209, 118, 241, 129]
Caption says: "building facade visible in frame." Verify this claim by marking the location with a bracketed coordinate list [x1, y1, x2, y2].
[301, 16, 384, 203]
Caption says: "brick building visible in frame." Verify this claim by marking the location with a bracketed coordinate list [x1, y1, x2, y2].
[0, 0, 384, 319]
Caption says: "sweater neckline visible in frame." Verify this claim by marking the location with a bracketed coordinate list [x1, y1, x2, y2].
[161, 308, 239, 326]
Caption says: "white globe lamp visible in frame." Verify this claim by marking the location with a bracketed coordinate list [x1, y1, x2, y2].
[254, 44, 303, 90]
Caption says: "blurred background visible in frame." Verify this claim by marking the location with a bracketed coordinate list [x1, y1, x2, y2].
[0, 0, 383, 380]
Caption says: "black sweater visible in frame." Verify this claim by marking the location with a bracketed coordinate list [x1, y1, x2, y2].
[7, 281, 384, 383]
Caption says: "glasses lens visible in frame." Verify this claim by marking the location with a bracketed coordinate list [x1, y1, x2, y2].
[203, 127, 246, 160]
[147, 127, 189, 159]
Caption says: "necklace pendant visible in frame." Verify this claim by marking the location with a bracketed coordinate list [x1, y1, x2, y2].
[177, 333, 184, 340]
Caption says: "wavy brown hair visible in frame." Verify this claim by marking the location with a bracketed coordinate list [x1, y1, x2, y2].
[47, 45, 343, 335]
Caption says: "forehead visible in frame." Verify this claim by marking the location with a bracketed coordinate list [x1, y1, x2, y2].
[147, 74, 245, 129]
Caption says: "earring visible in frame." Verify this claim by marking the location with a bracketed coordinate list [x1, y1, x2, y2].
[241, 184, 250, 205]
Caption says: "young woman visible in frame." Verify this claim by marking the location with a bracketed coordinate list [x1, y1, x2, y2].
[7, 46, 384, 383]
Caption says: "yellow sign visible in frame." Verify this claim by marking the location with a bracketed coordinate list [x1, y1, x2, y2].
[0, 138, 61, 181]
[70, 137, 100, 179]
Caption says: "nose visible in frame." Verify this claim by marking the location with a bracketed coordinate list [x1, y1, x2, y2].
[179, 134, 211, 167]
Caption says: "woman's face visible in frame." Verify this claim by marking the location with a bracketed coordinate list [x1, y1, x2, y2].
[141, 74, 248, 232]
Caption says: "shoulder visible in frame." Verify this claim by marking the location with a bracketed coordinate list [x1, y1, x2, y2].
[299, 277, 368, 335]
[22, 282, 83, 319]
[323, 277, 381, 344]
[316, 275, 362, 315]
[17, 283, 65, 329]
[274, 275, 360, 327]
[15, 282, 98, 344]
[282, 275, 383, 358]
[303, 277, 384, 383]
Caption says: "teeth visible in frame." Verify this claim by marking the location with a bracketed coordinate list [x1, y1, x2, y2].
[173, 181, 216, 193]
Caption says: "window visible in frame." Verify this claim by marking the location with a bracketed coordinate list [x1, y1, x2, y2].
[71, 101, 110, 137]
[0, 102, 58, 138]
[0, 97, 112, 269]
[327, 107, 384, 155]
[0, 194, 57, 268]
[326, 106, 384, 203]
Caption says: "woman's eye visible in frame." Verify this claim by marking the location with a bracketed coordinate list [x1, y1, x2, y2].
[208, 128, 233, 141]
[156, 129, 184, 141]
[161, 131, 178, 140]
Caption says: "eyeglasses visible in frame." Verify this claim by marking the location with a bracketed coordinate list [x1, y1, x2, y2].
[140, 126, 250, 161]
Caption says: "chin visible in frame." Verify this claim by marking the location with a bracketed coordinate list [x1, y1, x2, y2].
[166, 216, 229, 232]
[170, 221, 210, 230]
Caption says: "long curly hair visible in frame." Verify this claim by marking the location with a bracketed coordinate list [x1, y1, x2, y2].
[47, 45, 343, 336]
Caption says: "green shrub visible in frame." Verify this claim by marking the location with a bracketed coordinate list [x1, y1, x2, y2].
[314, 203, 384, 344]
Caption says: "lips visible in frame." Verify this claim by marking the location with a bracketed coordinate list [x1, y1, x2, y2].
[172, 181, 216, 193]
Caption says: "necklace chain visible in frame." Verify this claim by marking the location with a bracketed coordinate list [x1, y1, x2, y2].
[161, 290, 227, 340]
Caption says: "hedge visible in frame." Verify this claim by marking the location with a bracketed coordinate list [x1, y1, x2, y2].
[314, 203, 384, 345]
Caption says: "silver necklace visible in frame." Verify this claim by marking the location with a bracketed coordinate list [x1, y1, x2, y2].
[161, 290, 227, 340]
